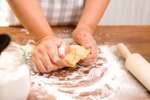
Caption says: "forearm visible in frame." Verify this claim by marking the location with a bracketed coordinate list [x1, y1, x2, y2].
[7, 0, 54, 41]
[75, 0, 109, 34]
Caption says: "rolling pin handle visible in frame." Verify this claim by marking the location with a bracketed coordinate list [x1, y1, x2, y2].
[117, 43, 131, 59]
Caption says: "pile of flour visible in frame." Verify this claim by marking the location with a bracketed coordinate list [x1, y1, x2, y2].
[0, 44, 30, 100]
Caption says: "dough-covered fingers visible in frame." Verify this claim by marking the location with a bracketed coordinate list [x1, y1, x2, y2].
[32, 48, 48, 73]
[73, 32, 98, 66]
[58, 42, 69, 58]
[31, 36, 69, 73]
[42, 52, 61, 72]
[47, 46, 64, 66]
[80, 47, 97, 65]
[39, 52, 52, 72]
[36, 59, 47, 73]
[33, 56, 47, 73]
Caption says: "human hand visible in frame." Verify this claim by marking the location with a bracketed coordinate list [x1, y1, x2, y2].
[32, 36, 68, 73]
[72, 30, 98, 66]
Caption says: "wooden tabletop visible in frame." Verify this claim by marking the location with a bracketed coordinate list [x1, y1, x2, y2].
[0, 25, 150, 61]
[0, 26, 150, 99]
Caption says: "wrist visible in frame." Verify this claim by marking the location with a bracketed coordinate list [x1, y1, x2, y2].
[73, 24, 96, 38]
[72, 27, 93, 40]
[75, 23, 96, 33]
[34, 27, 54, 41]
[36, 33, 55, 45]
[72, 30, 94, 45]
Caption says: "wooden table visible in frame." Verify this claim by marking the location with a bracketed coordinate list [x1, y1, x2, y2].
[0, 25, 150, 61]
[0, 26, 150, 100]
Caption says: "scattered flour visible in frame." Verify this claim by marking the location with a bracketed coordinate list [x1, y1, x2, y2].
[23, 44, 127, 100]
[1, 42, 149, 100]
[26, 44, 149, 100]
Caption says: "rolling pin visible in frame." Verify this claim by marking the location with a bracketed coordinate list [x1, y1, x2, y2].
[117, 43, 150, 91]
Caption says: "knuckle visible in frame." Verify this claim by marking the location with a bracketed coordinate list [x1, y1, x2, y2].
[37, 48, 44, 53]
[53, 57, 60, 63]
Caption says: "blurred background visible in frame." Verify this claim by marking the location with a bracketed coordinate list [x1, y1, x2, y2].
[0, 0, 150, 26]
[101, 0, 150, 25]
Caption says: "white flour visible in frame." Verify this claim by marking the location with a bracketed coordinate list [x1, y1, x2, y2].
[27, 44, 149, 100]
[1, 42, 149, 100]
[25, 44, 127, 100]
[0, 44, 30, 100]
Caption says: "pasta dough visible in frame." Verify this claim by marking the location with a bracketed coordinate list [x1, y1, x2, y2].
[64, 45, 90, 67]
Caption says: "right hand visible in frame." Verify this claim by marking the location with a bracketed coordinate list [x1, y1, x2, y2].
[32, 36, 69, 73]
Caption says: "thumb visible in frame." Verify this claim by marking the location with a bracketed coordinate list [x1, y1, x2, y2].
[58, 42, 69, 58]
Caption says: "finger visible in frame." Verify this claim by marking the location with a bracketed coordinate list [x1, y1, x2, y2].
[40, 47, 63, 71]
[41, 52, 59, 72]
[35, 46, 50, 71]
[81, 59, 96, 65]
[36, 58, 47, 73]
[80, 57, 95, 65]
[58, 42, 69, 58]
[32, 57, 46, 73]
[79, 54, 97, 65]
[38, 47, 52, 70]
[58, 42, 66, 58]
[79, 61, 94, 66]
[37, 46, 60, 73]
[33, 51, 47, 73]
[47, 46, 63, 66]
[57, 42, 70, 66]
[48, 63, 61, 72]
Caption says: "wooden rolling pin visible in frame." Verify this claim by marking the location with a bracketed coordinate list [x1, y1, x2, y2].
[117, 43, 150, 91]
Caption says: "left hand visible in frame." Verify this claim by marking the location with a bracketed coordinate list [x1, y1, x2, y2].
[72, 30, 98, 66]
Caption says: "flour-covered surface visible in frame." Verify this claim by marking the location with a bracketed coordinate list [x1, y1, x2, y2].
[5, 42, 150, 100]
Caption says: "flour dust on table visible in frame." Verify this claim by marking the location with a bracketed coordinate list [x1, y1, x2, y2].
[1, 41, 149, 100]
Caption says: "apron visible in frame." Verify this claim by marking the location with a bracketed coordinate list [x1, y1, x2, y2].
[3, 0, 85, 26]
